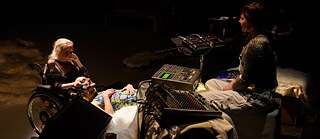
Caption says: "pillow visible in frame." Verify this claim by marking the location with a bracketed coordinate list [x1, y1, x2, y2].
[275, 82, 303, 98]
[276, 68, 309, 99]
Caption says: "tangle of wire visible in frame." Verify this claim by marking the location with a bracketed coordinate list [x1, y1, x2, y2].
[134, 80, 175, 138]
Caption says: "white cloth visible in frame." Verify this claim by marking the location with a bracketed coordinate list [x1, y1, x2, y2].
[201, 79, 250, 111]
[105, 106, 139, 139]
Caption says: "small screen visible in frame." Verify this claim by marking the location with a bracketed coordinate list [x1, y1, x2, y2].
[161, 73, 171, 79]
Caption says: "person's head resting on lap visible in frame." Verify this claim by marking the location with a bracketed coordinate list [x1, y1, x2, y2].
[74, 76, 97, 100]
[74, 76, 96, 88]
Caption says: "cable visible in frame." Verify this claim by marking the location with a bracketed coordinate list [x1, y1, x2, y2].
[190, 34, 212, 48]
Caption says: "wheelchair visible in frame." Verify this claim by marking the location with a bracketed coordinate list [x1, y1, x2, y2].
[27, 63, 99, 135]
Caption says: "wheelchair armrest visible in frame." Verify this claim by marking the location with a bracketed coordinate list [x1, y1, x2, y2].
[37, 84, 51, 90]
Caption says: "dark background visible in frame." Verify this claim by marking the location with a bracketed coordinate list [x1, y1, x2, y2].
[0, 0, 319, 139]
[0, 0, 318, 84]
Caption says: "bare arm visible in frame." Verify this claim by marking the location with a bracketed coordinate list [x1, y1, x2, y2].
[60, 82, 76, 89]
[101, 89, 116, 115]
[70, 53, 84, 68]
[122, 84, 136, 95]
[222, 78, 238, 91]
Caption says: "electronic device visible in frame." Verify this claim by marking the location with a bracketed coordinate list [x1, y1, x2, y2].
[144, 82, 222, 127]
[178, 34, 224, 55]
[151, 64, 201, 90]
[171, 34, 234, 56]
[39, 97, 112, 139]
[216, 69, 240, 79]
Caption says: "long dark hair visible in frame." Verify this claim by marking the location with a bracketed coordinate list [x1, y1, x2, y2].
[240, 2, 269, 45]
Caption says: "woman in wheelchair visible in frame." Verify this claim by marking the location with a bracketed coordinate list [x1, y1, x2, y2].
[44, 37, 135, 103]
[42, 39, 137, 136]
[28, 38, 136, 135]
[44, 38, 89, 91]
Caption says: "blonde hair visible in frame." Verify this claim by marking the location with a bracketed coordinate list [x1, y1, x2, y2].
[48, 38, 73, 61]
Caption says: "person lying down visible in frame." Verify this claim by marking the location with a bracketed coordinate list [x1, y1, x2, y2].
[76, 76, 139, 139]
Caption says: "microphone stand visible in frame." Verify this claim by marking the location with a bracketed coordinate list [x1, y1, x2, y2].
[189, 34, 214, 75]
[187, 34, 216, 91]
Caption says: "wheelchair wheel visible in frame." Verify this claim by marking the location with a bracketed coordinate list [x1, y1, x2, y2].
[27, 90, 65, 135]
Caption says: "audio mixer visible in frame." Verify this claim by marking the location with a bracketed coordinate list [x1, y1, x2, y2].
[151, 64, 201, 90]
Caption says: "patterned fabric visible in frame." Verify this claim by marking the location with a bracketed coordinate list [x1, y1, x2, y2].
[143, 116, 179, 139]
[93, 89, 137, 111]
[110, 89, 137, 111]
[235, 34, 278, 92]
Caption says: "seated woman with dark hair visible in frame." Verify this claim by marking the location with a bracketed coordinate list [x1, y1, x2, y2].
[200, 2, 279, 139]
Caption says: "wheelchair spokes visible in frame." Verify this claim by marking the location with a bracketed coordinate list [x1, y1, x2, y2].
[27, 91, 64, 135]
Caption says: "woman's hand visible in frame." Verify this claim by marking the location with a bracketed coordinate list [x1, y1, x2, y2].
[222, 79, 235, 91]
[70, 53, 84, 68]
[70, 53, 79, 61]
[222, 76, 240, 91]
[101, 89, 115, 99]
[74, 76, 86, 87]
[122, 84, 135, 95]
